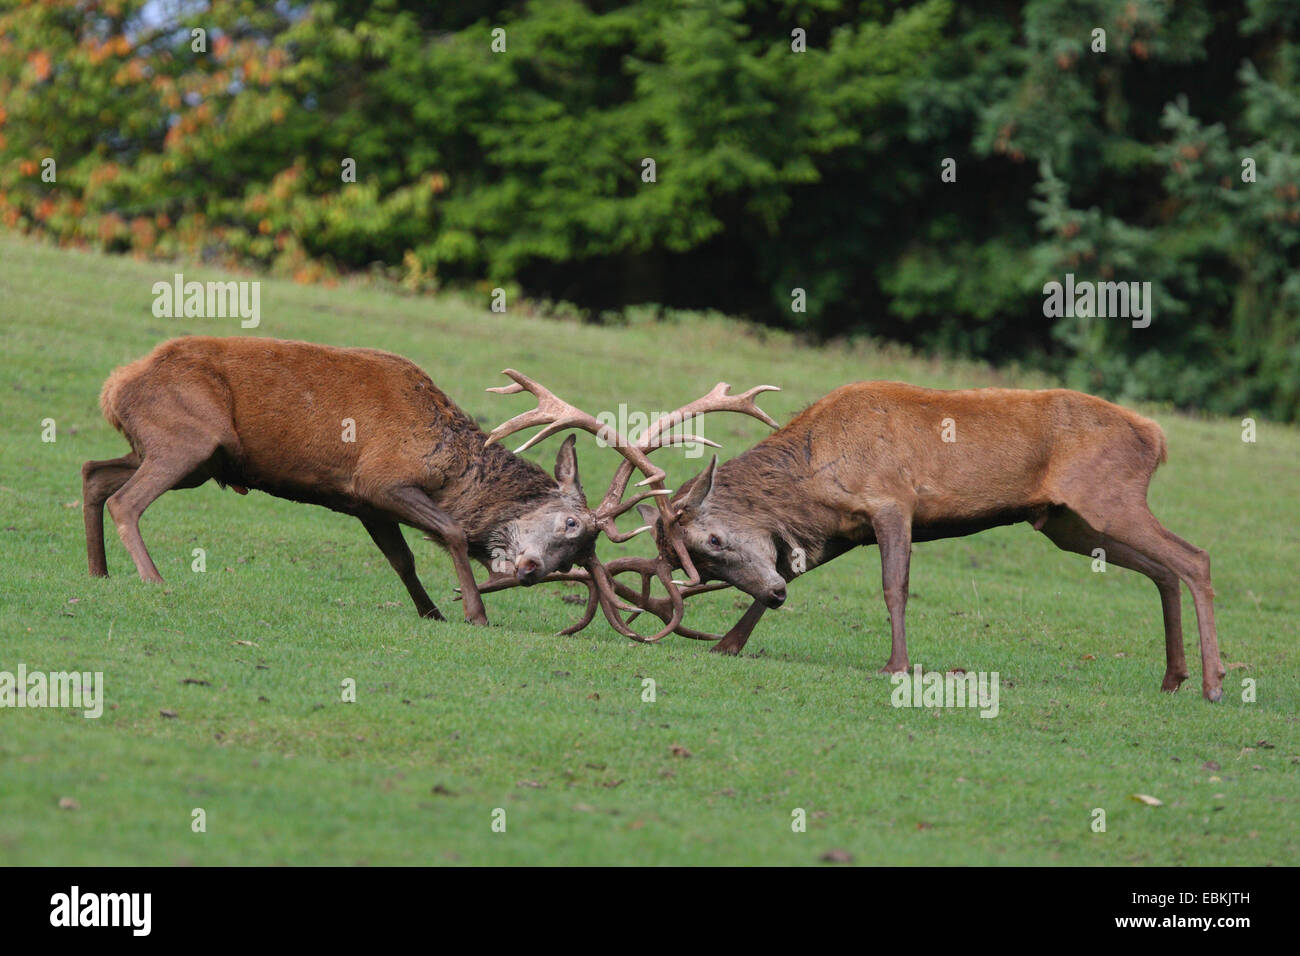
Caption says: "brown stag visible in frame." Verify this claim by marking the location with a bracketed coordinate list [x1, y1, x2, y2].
[82, 336, 605, 624]
[632, 382, 1226, 701]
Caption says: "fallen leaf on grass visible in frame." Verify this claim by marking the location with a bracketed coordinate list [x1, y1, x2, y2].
[159, 709, 178, 719]
[819, 848, 853, 863]
[670, 744, 692, 758]
[1129, 793, 1163, 806]
[57, 797, 79, 810]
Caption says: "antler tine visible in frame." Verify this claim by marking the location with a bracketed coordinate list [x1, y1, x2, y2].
[557, 580, 600, 636]
[636, 382, 781, 451]
[485, 368, 668, 483]
[586, 557, 684, 643]
[599, 380, 779, 558]
[602, 569, 732, 641]
[596, 489, 670, 542]
[485, 369, 606, 452]
[457, 567, 613, 637]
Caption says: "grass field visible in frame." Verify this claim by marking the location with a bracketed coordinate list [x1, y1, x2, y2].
[1, 232, 1296, 866]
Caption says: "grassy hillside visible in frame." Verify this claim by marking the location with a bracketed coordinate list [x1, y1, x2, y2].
[0, 233, 1296, 865]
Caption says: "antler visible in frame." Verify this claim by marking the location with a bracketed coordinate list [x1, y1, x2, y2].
[478, 371, 780, 641]
[463, 558, 730, 642]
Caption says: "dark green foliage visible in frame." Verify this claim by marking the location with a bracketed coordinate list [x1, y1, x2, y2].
[1, 0, 1296, 418]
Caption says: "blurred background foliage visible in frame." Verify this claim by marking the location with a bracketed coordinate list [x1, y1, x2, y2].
[1, 0, 1298, 419]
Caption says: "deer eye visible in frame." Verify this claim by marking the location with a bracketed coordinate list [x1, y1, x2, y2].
[565, 517, 578, 530]
[708, 534, 722, 549]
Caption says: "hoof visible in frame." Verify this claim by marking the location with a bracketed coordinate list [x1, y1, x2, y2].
[710, 641, 742, 656]
[1160, 672, 1188, 693]
[879, 661, 909, 674]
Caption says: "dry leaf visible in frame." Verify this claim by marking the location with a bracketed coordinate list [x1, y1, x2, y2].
[1129, 793, 1163, 806]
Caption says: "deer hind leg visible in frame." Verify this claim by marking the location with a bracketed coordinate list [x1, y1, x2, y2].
[1066, 500, 1222, 702]
[379, 486, 488, 626]
[361, 517, 445, 621]
[82, 454, 140, 577]
[872, 506, 913, 674]
[105, 438, 220, 583]
[1038, 507, 1188, 693]
[709, 598, 769, 655]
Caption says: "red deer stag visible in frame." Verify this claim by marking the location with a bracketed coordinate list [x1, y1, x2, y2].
[632, 382, 1226, 701]
[82, 336, 604, 624]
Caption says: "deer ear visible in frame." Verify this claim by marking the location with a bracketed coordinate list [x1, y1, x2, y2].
[554, 434, 584, 499]
[675, 456, 716, 517]
[636, 502, 661, 528]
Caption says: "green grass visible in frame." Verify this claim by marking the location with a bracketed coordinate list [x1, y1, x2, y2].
[1, 232, 1296, 866]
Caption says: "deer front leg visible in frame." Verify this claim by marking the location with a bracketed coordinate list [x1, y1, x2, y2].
[361, 517, 445, 621]
[872, 506, 913, 673]
[709, 598, 769, 655]
[383, 488, 488, 626]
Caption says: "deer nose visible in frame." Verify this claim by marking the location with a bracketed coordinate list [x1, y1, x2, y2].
[766, 584, 787, 608]
[516, 558, 541, 585]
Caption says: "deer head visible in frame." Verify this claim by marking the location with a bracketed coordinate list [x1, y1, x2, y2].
[469, 371, 781, 641]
